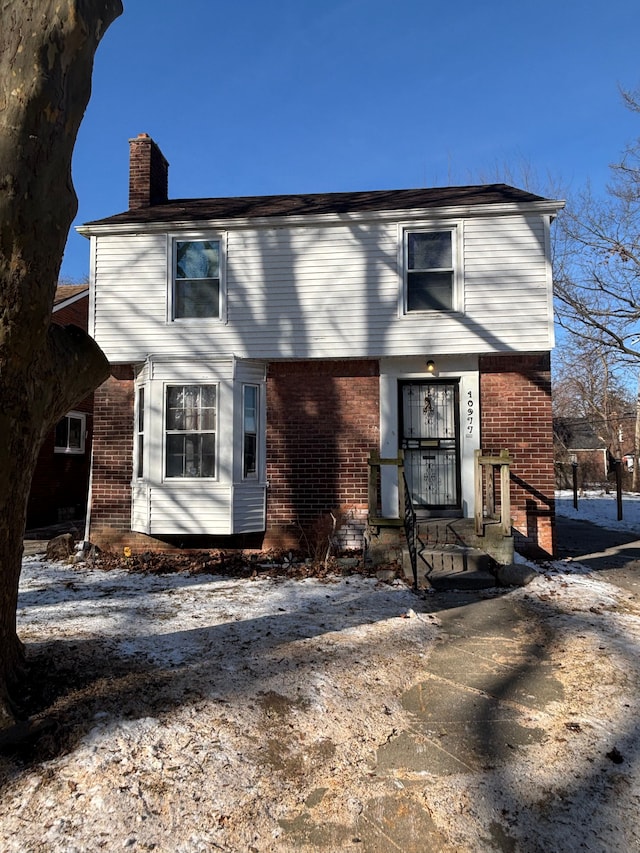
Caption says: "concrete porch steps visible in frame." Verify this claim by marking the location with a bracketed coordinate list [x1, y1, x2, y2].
[418, 545, 498, 591]
[403, 518, 500, 591]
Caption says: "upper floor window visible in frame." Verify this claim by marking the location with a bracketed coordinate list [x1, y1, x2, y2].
[165, 384, 217, 478]
[404, 228, 457, 312]
[54, 412, 86, 454]
[173, 239, 220, 319]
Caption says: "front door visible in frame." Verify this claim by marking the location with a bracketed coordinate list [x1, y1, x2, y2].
[400, 381, 461, 513]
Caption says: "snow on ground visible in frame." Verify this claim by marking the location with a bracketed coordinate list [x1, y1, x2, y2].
[556, 487, 640, 533]
[2, 494, 640, 851]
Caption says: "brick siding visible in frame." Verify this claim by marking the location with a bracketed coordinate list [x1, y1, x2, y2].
[129, 133, 168, 209]
[264, 360, 380, 551]
[479, 353, 555, 557]
[52, 297, 88, 329]
[88, 354, 555, 559]
[89, 366, 135, 545]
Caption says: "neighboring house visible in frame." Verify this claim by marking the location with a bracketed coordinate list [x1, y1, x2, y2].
[553, 417, 609, 489]
[26, 285, 94, 528]
[78, 133, 563, 558]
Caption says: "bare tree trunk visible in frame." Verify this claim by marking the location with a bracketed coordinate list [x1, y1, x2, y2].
[0, 0, 121, 728]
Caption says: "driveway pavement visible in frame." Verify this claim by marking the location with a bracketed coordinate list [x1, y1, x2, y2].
[555, 514, 640, 593]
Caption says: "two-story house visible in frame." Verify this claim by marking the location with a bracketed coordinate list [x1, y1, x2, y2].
[79, 133, 563, 560]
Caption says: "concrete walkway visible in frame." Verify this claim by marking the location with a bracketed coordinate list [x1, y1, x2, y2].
[281, 517, 640, 851]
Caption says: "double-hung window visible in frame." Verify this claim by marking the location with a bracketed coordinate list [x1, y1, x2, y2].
[173, 238, 221, 319]
[242, 385, 259, 479]
[404, 228, 457, 312]
[165, 385, 217, 478]
[54, 412, 86, 454]
[135, 387, 145, 478]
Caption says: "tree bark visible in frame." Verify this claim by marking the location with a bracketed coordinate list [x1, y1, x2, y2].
[0, 0, 122, 728]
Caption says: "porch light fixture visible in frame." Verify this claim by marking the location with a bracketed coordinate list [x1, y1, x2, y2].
[425, 359, 436, 375]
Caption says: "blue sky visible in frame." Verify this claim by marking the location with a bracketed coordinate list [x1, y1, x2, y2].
[61, 0, 640, 280]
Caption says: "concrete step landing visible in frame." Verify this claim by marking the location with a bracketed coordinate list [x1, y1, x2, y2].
[404, 544, 498, 591]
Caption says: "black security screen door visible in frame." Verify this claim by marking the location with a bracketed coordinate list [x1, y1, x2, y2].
[400, 381, 461, 511]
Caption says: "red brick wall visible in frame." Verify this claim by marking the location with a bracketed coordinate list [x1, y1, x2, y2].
[264, 360, 380, 550]
[129, 133, 168, 209]
[89, 366, 135, 544]
[53, 297, 88, 329]
[479, 352, 555, 557]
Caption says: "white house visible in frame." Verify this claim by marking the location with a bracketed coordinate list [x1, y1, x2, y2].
[79, 134, 563, 558]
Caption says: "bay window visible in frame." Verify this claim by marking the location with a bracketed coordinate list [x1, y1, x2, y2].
[132, 358, 266, 536]
[136, 387, 145, 478]
[165, 384, 217, 478]
[243, 384, 259, 479]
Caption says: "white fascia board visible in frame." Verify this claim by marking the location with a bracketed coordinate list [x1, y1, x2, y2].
[53, 288, 89, 312]
[76, 199, 566, 238]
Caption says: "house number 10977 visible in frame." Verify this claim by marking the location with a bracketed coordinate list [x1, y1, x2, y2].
[466, 390, 474, 435]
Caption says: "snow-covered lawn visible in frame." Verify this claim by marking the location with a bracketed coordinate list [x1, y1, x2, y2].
[556, 487, 640, 533]
[1, 492, 640, 851]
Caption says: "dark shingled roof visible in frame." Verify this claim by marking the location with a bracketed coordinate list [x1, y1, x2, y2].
[54, 284, 88, 305]
[85, 184, 548, 227]
[553, 418, 606, 451]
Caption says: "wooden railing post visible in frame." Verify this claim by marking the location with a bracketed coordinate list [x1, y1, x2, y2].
[474, 449, 483, 535]
[367, 450, 404, 527]
[499, 448, 511, 535]
[474, 448, 513, 537]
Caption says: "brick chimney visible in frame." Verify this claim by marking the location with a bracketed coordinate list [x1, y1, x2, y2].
[128, 133, 169, 209]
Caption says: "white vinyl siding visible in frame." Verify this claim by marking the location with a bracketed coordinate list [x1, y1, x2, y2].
[232, 483, 267, 533]
[148, 484, 233, 534]
[91, 211, 554, 362]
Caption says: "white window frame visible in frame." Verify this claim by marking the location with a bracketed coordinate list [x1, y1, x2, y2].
[168, 233, 226, 323]
[54, 411, 86, 455]
[135, 385, 145, 479]
[163, 382, 219, 481]
[242, 384, 260, 480]
[399, 223, 461, 315]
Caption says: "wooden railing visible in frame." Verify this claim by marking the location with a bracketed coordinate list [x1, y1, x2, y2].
[367, 448, 513, 577]
[474, 448, 513, 536]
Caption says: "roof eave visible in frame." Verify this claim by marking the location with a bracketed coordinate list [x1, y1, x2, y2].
[53, 287, 89, 310]
[77, 198, 566, 237]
